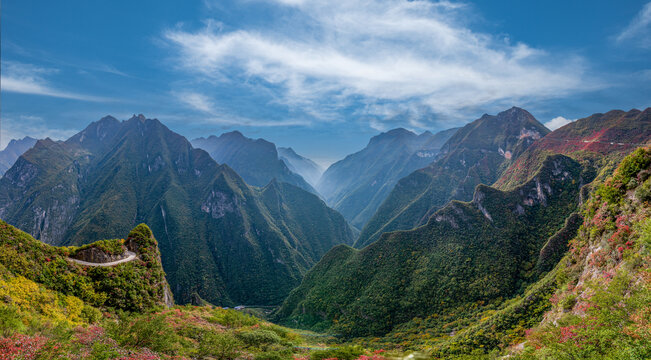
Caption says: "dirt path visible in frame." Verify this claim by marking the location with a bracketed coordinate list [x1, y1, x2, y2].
[68, 251, 137, 267]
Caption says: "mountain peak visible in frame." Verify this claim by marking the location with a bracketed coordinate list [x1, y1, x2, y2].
[368, 128, 417, 146]
[99, 115, 119, 123]
[220, 130, 245, 139]
[496, 106, 535, 122]
[127, 114, 148, 122]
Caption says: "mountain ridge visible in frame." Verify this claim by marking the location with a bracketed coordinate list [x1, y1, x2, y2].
[317, 126, 458, 230]
[0, 136, 38, 176]
[191, 131, 317, 194]
[356, 107, 548, 248]
[0, 115, 354, 306]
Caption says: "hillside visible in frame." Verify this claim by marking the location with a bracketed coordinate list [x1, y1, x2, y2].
[393, 147, 651, 358]
[277, 152, 592, 337]
[0, 221, 171, 311]
[0, 220, 392, 359]
[0, 136, 37, 176]
[192, 131, 317, 194]
[278, 147, 324, 188]
[0, 115, 354, 306]
[357, 107, 548, 248]
[510, 147, 651, 358]
[317, 127, 458, 230]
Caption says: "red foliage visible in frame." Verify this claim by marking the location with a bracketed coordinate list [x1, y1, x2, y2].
[74, 325, 105, 345]
[0, 334, 48, 360]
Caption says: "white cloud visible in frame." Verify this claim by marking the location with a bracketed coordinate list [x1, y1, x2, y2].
[616, 2, 651, 48]
[1, 62, 111, 102]
[544, 116, 575, 131]
[200, 115, 310, 127]
[165, 0, 588, 127]
[1, 115, 79, 148]
[175, 91, 215, 112]
[173, 89, 310, 126]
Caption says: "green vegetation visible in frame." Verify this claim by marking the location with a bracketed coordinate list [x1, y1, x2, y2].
[69, 238, 127, 256]
[317, 127, 458, 230]
[0, 115, 354, 306]
[0, 218, 390, 359]
[357, 107, 549, 248]
[191, 130, 317, 194]
[0, 221, 170, 311]
[278, 153, 590, 340]
[511, 147, 651, 359]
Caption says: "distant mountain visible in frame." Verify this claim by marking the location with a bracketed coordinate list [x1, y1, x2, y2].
[317, 127, 458, 230]
[357, 107, 548, 248]
[278, 147, 323, 187]
[277, 153, 592, 337]
[0, 115, 354, 305]
[276, 107, 651, 346]
[191, 132, 316, 194]
[0, 136, 37, 176]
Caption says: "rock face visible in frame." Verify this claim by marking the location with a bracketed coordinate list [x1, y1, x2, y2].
[0, 115, 354, 306]
[496, 108, 651, 189]
[71, 247, 129, 263]
[0, 136, 38, 176]
[317, 127, 458, 230]
[356, 107, 549, 248]
[191, 131, 317, 194]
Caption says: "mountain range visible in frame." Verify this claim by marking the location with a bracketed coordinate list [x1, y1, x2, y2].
[0, 136, 37, 176]
[0, 115, 354, 306]
[1, 107, 650, 358]
[356, 107, 548, 247]
[317, 127, 458, 230]
[191, 131, 317, 194]
[278, 147, 324, 188]
[276, 107, 651, 342]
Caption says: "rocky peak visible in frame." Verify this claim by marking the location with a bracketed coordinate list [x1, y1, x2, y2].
[368, 128, 417, 146]
[220, 130, 245, 139]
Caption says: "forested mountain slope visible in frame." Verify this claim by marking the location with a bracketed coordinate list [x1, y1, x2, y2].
[192, 131, 316, 194]
[318, 127, 457, 230]
[357, 107, 548, 248]
[278, 152, 592, 337]
[0, 115, 354, 306]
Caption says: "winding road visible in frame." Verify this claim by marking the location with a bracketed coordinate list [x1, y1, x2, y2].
[67, 251, 138, 267]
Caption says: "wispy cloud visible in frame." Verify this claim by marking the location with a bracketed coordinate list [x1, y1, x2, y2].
[1, 62, 112, 102]
[173, 89, 310, 127]
[616, 2, 651, 48]
[544, 116, 575, 131]
[165, 0, 589, 128]
[175, 91, 215, 113]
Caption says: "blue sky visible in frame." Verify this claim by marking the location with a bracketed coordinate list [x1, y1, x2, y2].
[1, 0, 650, 166]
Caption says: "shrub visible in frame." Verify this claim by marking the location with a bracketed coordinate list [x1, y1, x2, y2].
[254, 350, 290, 360]
[108, 313, 179, 354]
[197, 331, 241, 360]
[235, 329, 283, 347]
[635, 178, 651, 203]
[0, 306, 24, 336]
[209, 309, 258, 327]
[560, 294, 577, 311]
[310, 345, 366, 360]
[80, 305, 103, 323]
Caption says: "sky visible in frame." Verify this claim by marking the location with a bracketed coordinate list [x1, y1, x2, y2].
[1, 0, 650, 167]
